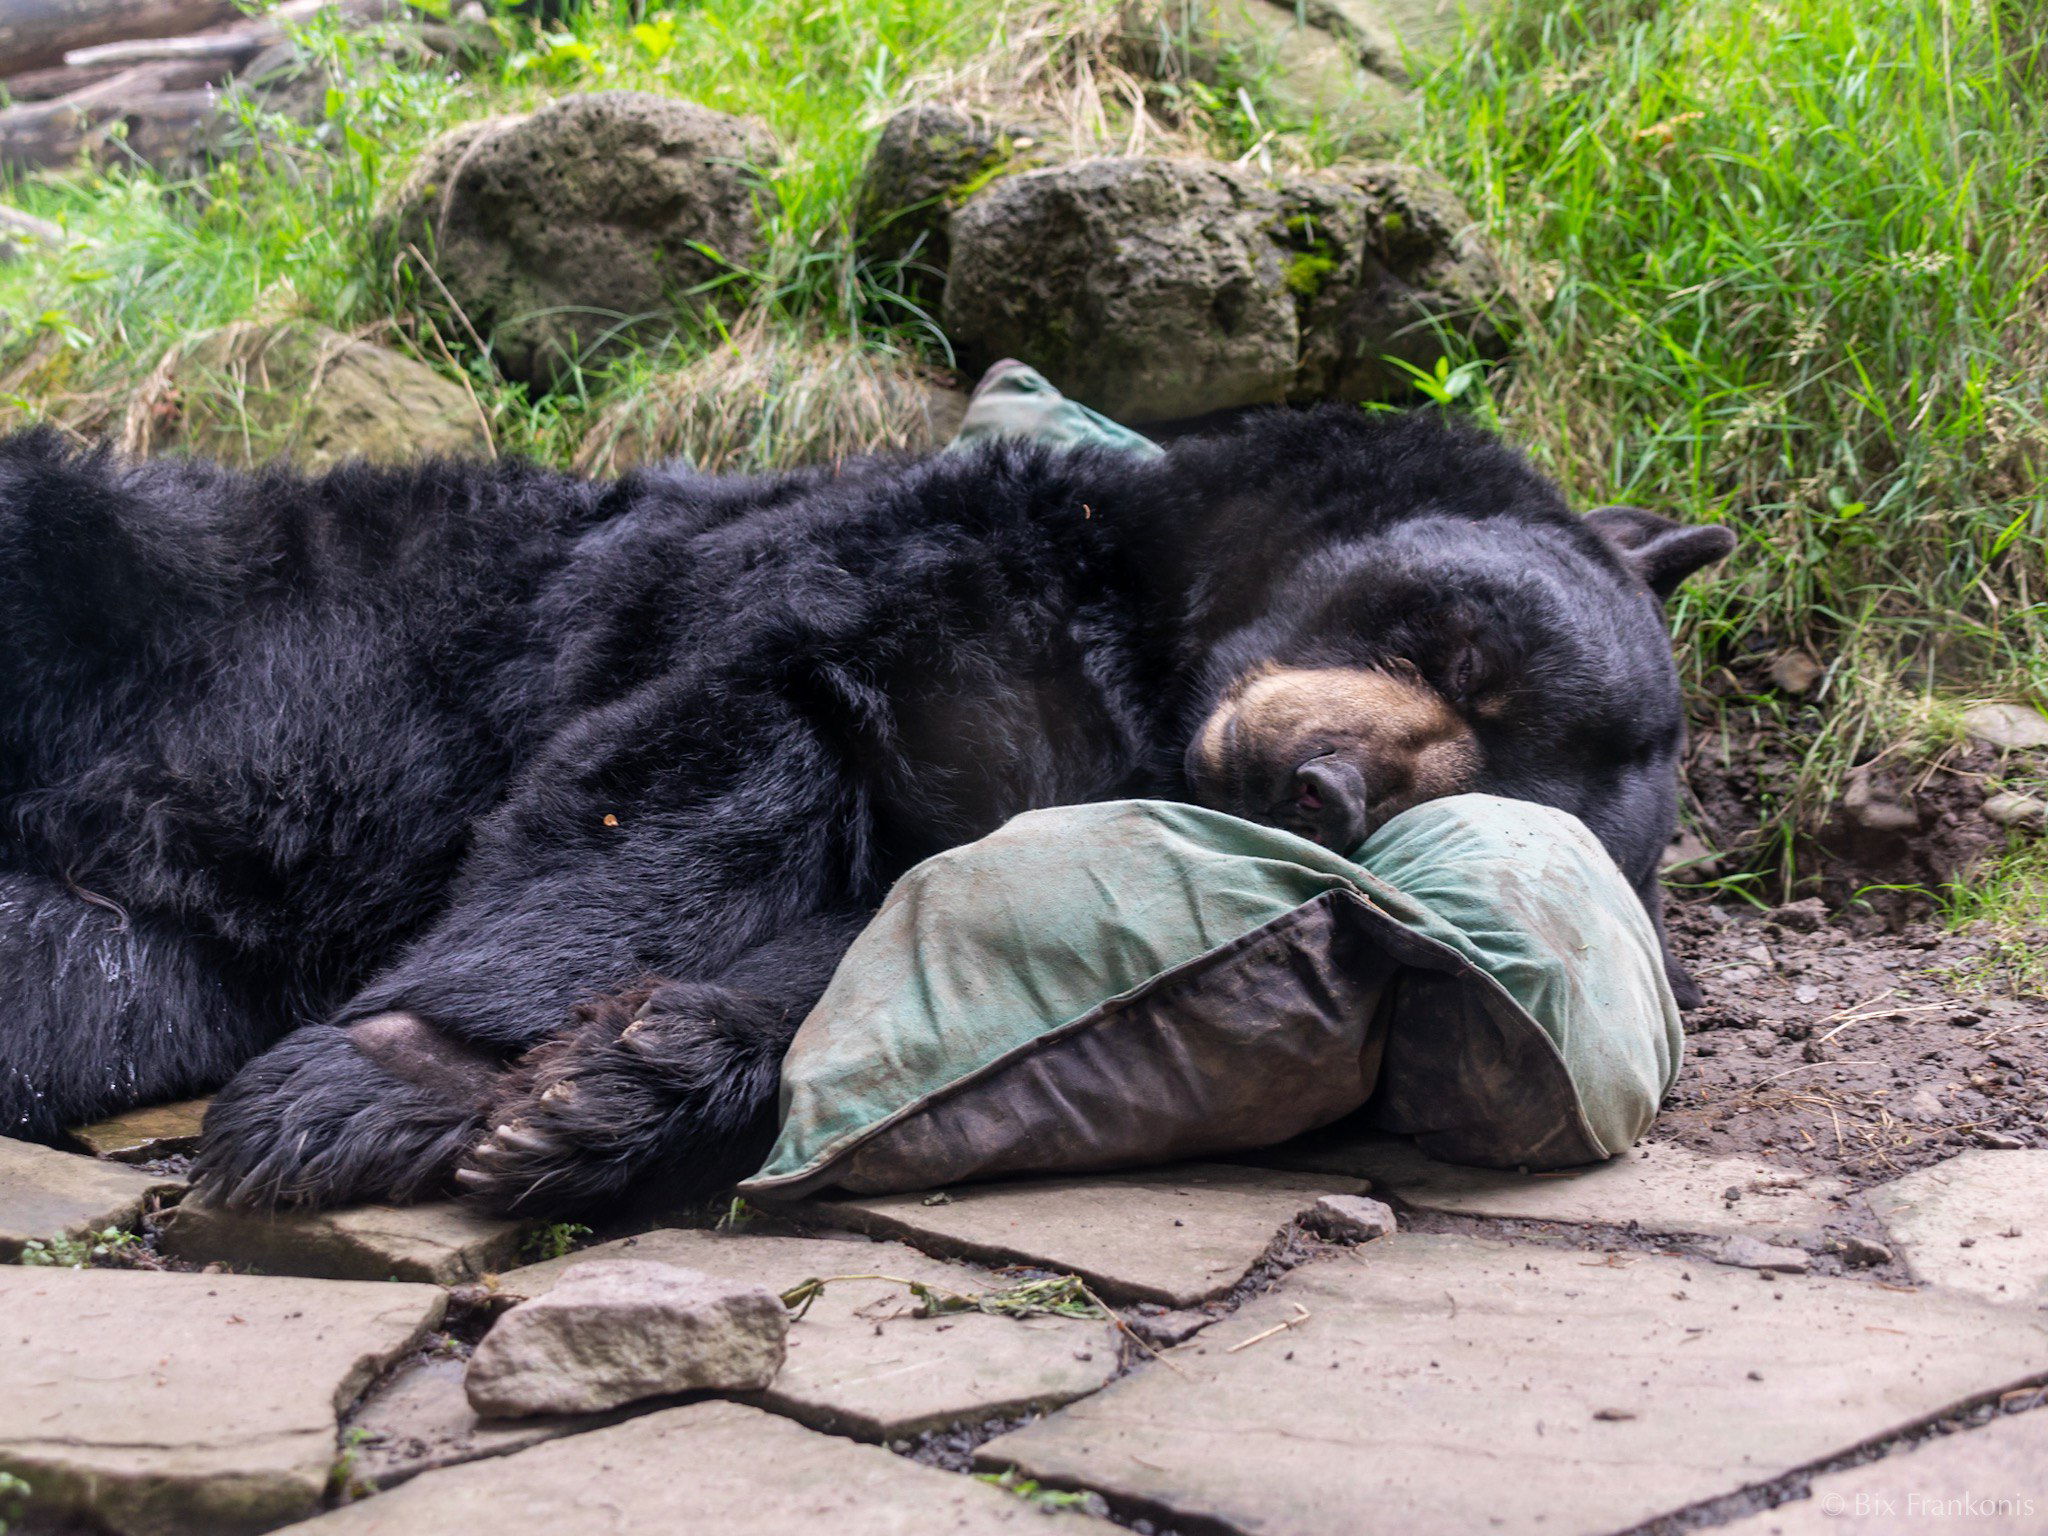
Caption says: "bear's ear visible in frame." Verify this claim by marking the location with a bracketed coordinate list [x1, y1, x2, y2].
[1584, 505, 1737, 600]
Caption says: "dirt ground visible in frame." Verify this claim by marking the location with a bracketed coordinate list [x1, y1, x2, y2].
[1657, 894, 2045, 1186]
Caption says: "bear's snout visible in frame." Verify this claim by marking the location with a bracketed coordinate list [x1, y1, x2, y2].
[1186, 664, 1481, 854]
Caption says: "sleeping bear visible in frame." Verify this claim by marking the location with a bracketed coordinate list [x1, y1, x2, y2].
[0, 408, 1731, 1215]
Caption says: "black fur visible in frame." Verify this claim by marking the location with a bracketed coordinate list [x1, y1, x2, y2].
[0, 409, 1723, 1214]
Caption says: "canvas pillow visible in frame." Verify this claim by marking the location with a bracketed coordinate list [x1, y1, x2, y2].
[739, 795, 1682, 1201]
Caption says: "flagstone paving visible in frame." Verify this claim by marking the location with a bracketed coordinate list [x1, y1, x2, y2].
[1712, 1409, 2048, 1536]
[1245, 1132, 1849, 1240]
[0, 1134, 184, 1260]
[503, 1227, 1121, 1439]
[279, 1401, 1111, 1533]
[162, 1195, 528, 1283]
[804, 1164, 1368, 1305]
[1714, 1408, 2048, 1535]
[0, 1266, 444, 1535]
[1865, 1150, 2048, 1308]
[975, 1231, 2048, 1536]
[67, 1098, 212, 1161]
[346, 1355, 634, 1491]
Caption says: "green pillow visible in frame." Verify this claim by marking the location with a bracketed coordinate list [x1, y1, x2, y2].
[739, 795, 1682, 1201]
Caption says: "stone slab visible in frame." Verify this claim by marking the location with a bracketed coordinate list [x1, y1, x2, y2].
[282, 1400, 1108, 1533]
[977, 1233, 2048, 1536]
[0, 1135, 184, 1260]
[1868, 1150, 2048, 1308]
[1246, 1133, 1846, 1240]
[0, 1266, 445, 1536]
[1715, 1409, 2048, 1534]
[503, 1227, 1119, 1439]
[346, 1356, 625, 1491]
[67, 1098, 211, 1161]
[807, 1164, 1367, 1306]
[162, 1196, 527, 1283]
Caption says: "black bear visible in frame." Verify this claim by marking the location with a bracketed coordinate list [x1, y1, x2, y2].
[0, 408, 1731, 1214]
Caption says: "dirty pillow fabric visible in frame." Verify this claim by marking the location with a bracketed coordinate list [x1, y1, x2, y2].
[739, 795, 1682, 1201]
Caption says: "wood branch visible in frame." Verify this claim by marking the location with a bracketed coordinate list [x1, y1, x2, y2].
[64, 29, 266, 66]
[1, 57, 127, 98]
[0, 0, 246, 77]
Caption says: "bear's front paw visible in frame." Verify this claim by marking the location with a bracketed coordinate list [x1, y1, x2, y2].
[454, 981, 786, 1218]
[193, 1022, 490, 1210]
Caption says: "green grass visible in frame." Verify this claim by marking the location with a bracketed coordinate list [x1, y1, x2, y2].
[1405, 0, 2048, 884]
[0, 0, 2044, 924]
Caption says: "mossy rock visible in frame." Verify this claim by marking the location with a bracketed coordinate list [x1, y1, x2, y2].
[940, 155, 1505, 422]
[376, 92, 779, 388]
[853, 104, 1061, 297]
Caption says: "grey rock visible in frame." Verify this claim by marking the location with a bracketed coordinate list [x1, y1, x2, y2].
[0, 1266, 443, 1535]
[1832, 1233, 1893, 1269]
[162, 1193, 525, 1283]
[941, 156, 1501, 421]
[1120, 0, 1415, 145]
[66, 1097, 209, 1161]
[1714, 1235, 1812, 1273]
[1246, 1134, 1846, 1240]
[157, 321, 490, 470]
[0, 1135, 182, 1260]
[465, 1260, 787, 1418]
[1766, 896, 1829, 932]
[1961, 701, 2048, 751]
[811, 1163, 1368, 1306]
[1712, 1408, 2048, 1535]
[1840, 768, 1920, 833]
[501, 1228, 1118, 1438]
[1982, 791, 2047, 832]
[1867, 1149, 2048, 1307]
[379, 92, 778, 386]
[943, 157, 1298, 421]
[273, 1401, 1109, 1533]
[1662, 827, 1722, 882]
[976, 1232, 2048, 1536]
[854, 104, 1058, 288]
[1304, 1192, 1398, 1242]
[1767, 651, 1825, 695]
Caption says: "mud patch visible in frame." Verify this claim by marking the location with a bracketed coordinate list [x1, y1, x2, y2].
[1659, 896, 2045, 1187]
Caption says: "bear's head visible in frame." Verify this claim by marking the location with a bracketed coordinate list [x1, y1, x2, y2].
[1158, 410, 1735, 1005]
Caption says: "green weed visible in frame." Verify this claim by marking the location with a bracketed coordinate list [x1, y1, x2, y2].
[521, 1222, 591, 1262]
[15, 1226, 139, 1268]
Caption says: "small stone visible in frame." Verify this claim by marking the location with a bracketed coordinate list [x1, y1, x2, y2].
[0, 1135, 183, 1260]
[1903, 1087, 1948, 1122]
[1961, 702, 2048, 751]
[1833, 1234, 1893, 1268]
[1975, 1129, 2025, 1150]
[1981, 791, 2047, 832]
[162, 1195, 525, 1283]
[1840, 769, 1920, 834]
[1767, 651, 1825, 695]
[1304, 1193, 1398, 1242]
[1122, 1308, 1215, 1349]
[346, 1357, 605, 1490]
[1794, 985, 1821, 1005]
[1767, 897, 1829, 933]
[466, 1261, 787, 1419]
[66, 1097, 211, 1161]
[1661, 827, 1722, 882]
[1715, 1235, 1812, 1273]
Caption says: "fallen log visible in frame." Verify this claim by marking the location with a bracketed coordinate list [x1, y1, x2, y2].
[1, 57, 127, 97]
[58, 0, 337, 67]
[0, 0, 245, 77]
[0, 200, 63, 246]
[0, 57, 220, 171]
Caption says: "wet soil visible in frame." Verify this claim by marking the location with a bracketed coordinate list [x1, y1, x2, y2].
[1658, 895, 2046, 1187]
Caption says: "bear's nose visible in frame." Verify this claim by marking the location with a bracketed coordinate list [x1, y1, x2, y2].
[1293, 755, 1369, 855]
